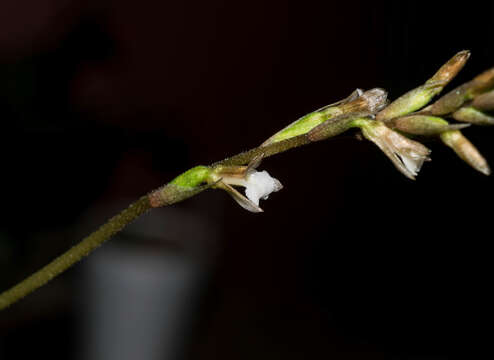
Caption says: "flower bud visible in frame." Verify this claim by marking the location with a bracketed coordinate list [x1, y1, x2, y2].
[472, 90, 494, 111]
[262, 88, 387, 146]
[425, 83, 470, 115]
[452, 106, 494, 126]
[469, 67, 494, 96]
[427, 50, 471, 84]
[388, 115, 469, 136]
[377, 51, 470, 122]
[376, 85, 443, 122]
[429, 67, 494, 115]
[440, 130, 490, 175]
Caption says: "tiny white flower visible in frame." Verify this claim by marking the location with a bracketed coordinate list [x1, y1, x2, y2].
[243, 170, 283, 206]
[210, 158, 283, 213]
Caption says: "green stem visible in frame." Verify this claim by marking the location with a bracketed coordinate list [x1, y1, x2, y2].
[0, 130, 321, 311]
[215, 133, 312, 166]
[0, 135, 316, 310]
[0, 196, 151, 310]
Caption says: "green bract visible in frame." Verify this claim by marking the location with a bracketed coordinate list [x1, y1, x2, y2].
[170, 166, 211, 188]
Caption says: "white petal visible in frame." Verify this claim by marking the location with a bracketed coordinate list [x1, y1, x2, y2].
[400, 153, 421, 176]
[244, 170, 283, 206]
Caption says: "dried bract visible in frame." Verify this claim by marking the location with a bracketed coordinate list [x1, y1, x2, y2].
[356, 119, 431, 179]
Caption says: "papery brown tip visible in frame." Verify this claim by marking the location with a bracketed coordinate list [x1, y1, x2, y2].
[428, 50, 470, 85]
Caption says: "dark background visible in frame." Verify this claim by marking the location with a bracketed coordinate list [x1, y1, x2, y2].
[0, 1, 492, 359]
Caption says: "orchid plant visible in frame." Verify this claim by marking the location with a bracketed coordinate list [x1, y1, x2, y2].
[1, 50, 493, 310]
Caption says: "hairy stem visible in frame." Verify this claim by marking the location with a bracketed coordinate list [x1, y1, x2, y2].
[0, 196, 151, 310]
[0, 134, 315, 310]
[0, 127, 323, 311]
[216, 133, 312, 166]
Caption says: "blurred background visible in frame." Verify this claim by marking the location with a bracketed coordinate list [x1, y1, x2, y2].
[0, 1, 493, 359]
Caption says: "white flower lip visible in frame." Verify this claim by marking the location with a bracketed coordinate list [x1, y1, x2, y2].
[244, 170, 283, 206]
[216, 167, 283, 213]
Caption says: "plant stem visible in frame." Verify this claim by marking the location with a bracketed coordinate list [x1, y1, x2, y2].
[216, 133, 312, 166]
[0, 196, 151, 310]
[0, 134, 316, 310]
[0, 130, 321, 311]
